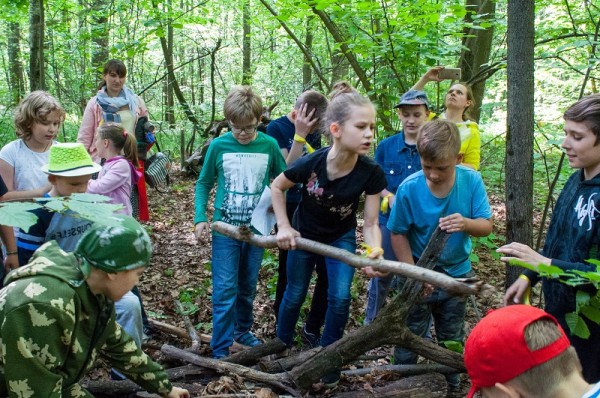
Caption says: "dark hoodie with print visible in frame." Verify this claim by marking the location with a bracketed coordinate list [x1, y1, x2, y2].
[524, 169, 600, 382]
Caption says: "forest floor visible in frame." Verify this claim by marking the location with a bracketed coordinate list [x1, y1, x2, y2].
[129, 168, 512, 397]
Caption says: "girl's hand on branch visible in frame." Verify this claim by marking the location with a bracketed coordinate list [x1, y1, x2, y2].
[276, 225, 300, 250]
[361, 247, 388, 278]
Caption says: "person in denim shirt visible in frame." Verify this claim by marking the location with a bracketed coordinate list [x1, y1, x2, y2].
[364, 90, 430, 324]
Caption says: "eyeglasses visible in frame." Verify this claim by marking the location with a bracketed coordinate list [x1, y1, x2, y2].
[229, 122, 258, 135]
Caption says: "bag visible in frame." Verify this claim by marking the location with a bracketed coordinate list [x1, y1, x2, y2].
[144, 140, 171, 192]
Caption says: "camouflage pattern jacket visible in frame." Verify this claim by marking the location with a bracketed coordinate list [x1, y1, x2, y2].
[0, 241, 172, 397]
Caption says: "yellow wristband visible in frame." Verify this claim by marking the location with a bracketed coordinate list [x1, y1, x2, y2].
[293, 134, 306, 143]
[518, 274, 531, 305]
[360, 243, 384, 257]
[294, 134, 315, 153]
[380, 193, 393, 213]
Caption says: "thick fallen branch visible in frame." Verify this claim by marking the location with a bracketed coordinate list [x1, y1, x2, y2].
[332, 373, 447, 398]
[162, 344, 300, 397]
[342, 363, 458, 377]
[259, 346, 323, 373]
[225, 337, 288, 366]
[212, 222, 492, 296]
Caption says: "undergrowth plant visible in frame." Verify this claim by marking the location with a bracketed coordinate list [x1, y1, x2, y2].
[510, 259, 600, 339]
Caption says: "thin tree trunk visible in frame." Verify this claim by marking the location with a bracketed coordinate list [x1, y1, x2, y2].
[302, 16, 314, 88]
[29, 0, 45, 90]
[459, 0, 496, 123]
[7, 22, 25, 105]
[505, 0, 535, 287]
[242, 0, 252, 85]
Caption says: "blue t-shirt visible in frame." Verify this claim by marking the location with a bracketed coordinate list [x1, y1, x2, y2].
[266, 115, 322, 203]
[374, 131, 421, 224]
[387, 166, 492, 276]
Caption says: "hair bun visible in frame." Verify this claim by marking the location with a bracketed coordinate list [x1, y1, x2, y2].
[329, 81, 358, 100]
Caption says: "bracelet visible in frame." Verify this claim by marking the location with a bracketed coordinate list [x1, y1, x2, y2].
[6, 251, 18, 256]
[293, 134, 315, 153]
[380, 193, 394, 213]
[293, 134, 306, 143]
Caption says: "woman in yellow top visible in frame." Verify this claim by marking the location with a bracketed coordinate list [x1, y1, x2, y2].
[412, 66, 481, 170]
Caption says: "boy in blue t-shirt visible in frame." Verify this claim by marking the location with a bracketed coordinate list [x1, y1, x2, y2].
[364, 89, 429, 324]
[387, 119, 493, 389]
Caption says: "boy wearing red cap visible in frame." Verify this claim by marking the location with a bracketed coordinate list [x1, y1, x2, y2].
[464, 305, 599, 398]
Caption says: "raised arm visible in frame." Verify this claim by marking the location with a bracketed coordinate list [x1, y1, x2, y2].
[411, 66, 445, 91]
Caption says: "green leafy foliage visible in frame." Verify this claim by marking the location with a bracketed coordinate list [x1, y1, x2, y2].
[509, 259, 600, 339]
[0, 194, 122, 232]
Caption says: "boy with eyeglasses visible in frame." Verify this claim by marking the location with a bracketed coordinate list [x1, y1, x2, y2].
[194, 86, 286, 359]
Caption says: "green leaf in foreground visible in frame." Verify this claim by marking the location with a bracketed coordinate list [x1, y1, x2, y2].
[0, 202, 43, 231]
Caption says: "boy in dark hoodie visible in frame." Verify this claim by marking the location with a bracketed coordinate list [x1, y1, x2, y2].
[500, 94, 600, 383]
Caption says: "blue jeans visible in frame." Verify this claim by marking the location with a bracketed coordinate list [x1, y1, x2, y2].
[211, 234, 264, 358]
[364, 224, 397, 324]
[277, 229, 356, 347]
[115, 291, 144, 347]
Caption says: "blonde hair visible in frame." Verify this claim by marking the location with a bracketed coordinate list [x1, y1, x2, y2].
[325, 81, 374, 131]
[14, 91, 66, 140]
[508, 319, 582, 397]
[98, 122, 139, 166]
[417, 119, 461, 161]
[223, 86, 263, 124]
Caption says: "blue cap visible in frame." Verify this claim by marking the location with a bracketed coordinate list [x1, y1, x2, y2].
[394, 90, 430, 110]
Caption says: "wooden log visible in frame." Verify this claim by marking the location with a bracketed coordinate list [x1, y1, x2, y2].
[331, 373, 447, 398]
[212, 222, 493, 296]
[258, 346, 323, 373]
[161, 344, 300, 397]
[149, 319, 244, 351]
[84, 379, 201, 397]
[342, 363, 458, 378]
[225, 337, 288, 366]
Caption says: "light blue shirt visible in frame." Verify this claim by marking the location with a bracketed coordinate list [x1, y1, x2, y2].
[387, 165, 492, 276]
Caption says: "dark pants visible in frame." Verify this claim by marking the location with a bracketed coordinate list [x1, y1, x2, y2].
[274, 201, 328, 335]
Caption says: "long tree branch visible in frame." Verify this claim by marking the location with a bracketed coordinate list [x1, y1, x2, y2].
[212, 222, 492, 296]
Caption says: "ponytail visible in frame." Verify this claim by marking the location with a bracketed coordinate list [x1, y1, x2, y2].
[98, 122, 139, 166]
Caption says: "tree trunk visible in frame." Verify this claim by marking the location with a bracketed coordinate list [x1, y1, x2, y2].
[151, 0, 201, 129]
[302, 16, 314, 88]
[165, 5, 176, 127]
[29, 0, 45, 90]
[7, 22, 25, 105]
[242, 0, 252, 85]
[459, 0, 496, 123]
[90, 1, 109, 73]
[505, 0, 535, 287]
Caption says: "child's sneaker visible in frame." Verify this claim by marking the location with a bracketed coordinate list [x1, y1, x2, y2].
[234, 332, 262, 347]
[300, 324, 321, 348]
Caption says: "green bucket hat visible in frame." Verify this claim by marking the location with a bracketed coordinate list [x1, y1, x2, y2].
[75, 215, 152, 274]
[41, 142, 102, 177]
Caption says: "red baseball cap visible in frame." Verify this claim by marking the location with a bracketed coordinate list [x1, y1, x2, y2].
[464, 305, 570, 398]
